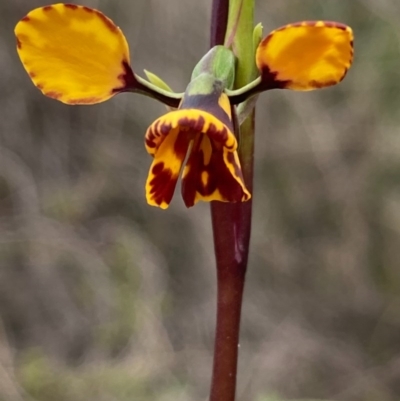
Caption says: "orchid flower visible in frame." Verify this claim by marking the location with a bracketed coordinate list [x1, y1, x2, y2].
[15, 4, 353, 209]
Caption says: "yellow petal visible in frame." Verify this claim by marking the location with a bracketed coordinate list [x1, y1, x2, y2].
[15, 4, 134, 104]
[256, 21, 354, 90]
[181, 136, 251, 207]
[144, 94, 243, 208]
[145, 109, 237, 156]
[146, 129, 191, 209]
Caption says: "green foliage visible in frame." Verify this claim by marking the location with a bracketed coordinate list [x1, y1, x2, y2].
[18, 349, 186, 401]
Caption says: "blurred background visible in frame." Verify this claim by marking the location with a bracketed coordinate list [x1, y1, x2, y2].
[1, 0, 400, 400]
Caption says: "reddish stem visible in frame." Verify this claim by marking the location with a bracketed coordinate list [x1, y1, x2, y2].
[209, 2, 254, 399]
[210, 199, 252, 401]
[209, 116, 254, 401]
[210, 0, 230, 48]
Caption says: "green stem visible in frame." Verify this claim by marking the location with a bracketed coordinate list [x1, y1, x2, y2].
[123, 69, 182, 108]
[134, 74, 183, 104]
[209, 1, 256, 401]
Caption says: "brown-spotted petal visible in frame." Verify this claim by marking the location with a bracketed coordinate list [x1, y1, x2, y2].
[181, 135, 251, 207]
[145, 128, 191, 209]
[15, 4, 136, 104]
[145, 109, 237, 157]
[256, 21, 354, 90]
[144, 107, 241, 208]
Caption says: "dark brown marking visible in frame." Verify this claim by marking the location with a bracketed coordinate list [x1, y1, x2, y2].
[154, 120, 161, 135]
[260, 66, 290, 90]
[207, 123, 230, 146]
[116, 61, 180, 108]
[323, 21, 348, 30]
[178, 115, 206, 134]
[173, 132, 191, 158]
[152, 162, 164, 175]
[145, 138, 156, 149]
[211, 147, 249, 202]
[16, 37, 22, 49]
[149, 162, 177, 206]
[259, 33, 273, 49]
[43, 5, 53, 12]
[82, 6, 93, 13]
[292, 21, 319, 28]
[145, 128, 158, 149]
[29, 71, 36, 78]
[181, 137, 249, 207]
[275, 24, 291, 32]
[309, 79, 337, 88]
[146, 130, 159, 148]
[64, 4, 78, 10]
[180, 91, 233, 129]
[112, 60, 138, 93]
[21, 16, 30, 22]
[68, 97, 101, 104]
[145, 119, 176, 152]
[44, 91, 62, 100]
[96, 10, 118, 32]
[291, 21, 307, 27]
[36, 83, 44, 90]
[339, 68, 349, 83]
[181, 139, 207, 207]
[160, 122, 172, 136]
[274, 21, 349, 32]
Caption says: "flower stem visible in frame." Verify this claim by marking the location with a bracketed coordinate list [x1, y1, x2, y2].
[209, 1, 256, 400]
[210, 0, 230, 48]
[209, 200, 251, 401]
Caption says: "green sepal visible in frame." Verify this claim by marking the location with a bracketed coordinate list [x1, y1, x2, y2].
[131, 73, 183, 108]
[191, 46, 236, 90]
[185, 73, 221, 97]
[253, 23, 263, 54]
[143, 70, 174, 93]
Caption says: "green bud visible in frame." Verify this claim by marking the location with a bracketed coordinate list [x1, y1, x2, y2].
[191, 46, 236, 90]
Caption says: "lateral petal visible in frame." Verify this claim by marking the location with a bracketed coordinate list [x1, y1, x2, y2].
[256, 21, 354, 90]
[15, 4, 135, 104]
